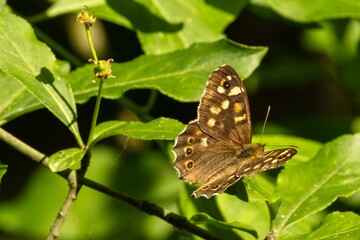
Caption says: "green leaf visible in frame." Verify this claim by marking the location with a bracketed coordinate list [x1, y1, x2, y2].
[0, 60, 71, 125]
[287, 212, 360, 240]
[0, 71, 39, 125]
[1, 39, 266, 123]
[43, 0, 132, 28]
[70, 39, 268, 103]
[190, 212, 258, 238]
[0, 163, 7, 183]
[177, 184, 199, 218]
[44, 0, 247, 56]
[118, 0, 247, 54]
[273, 133, 360, 238]
[217, 194, 272, 240]
[268, 0, 360, 23]
[243, 174, 280, 203]
[0, 12, 81, 144]
[48, 148, 85, 172]
[92, 117, 184, 147]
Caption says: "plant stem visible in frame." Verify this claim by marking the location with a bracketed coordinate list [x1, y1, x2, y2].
[87, 79, 104, 146]
[83, 19, 103, 147]
[85, 24, 98, 62]
[46, 170, 78, 240]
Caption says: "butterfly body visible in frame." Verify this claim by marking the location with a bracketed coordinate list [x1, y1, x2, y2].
[173, 65, 297, 198]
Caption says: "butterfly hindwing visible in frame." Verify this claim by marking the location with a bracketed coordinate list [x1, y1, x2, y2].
[173, 121, 235, 184]
[235, 146, 298, 178]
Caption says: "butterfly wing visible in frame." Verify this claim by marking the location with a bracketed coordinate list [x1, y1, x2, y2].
[236, 146, 298, 178]
[173, 65, 298, 199]
[192, 173, 241, 199]
[192, 146, 297, 198]
[198, 65, 252, 146]
[173, 121, 237, 185]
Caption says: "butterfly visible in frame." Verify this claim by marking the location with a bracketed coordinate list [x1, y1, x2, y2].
[172, 65, 297, 198]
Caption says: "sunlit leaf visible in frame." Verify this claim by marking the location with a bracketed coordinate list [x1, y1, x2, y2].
[286, 212, 360, 240]
[268, 0, 360, 23]
[70, 39, 267, 103]
[48, 148, 85, 172]
[92, 117, 183, 147]
[190, 212, 258, 238]
[128, 0, 247, 54]
[273, 133, 360, 238]
[0, 12, 81, 144]
[217, 194, 271, 240]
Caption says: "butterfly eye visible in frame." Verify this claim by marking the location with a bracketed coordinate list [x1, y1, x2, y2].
[187, 137, 195, 144]
[223, 81, 230, 89]
[185, 160, 194, 170]
[185, 147, 193, 156]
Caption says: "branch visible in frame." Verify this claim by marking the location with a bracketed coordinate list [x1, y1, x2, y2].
[79, 177, 222, 240]
[0, 127, 222, 240]
[46, 170, 78, 240]
[0, 128, 80, 239]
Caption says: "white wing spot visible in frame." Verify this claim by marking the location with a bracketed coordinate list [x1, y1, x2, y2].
[207, 118, 216, 127]
[227, 175, 235, 181]
[271, 159, 279, 164]
[253, 163, 262, 170]
[235, 114, 247, 123]
[217, 86, 225, 94]
[243, 167, 251, 172]
[210, 106, 222, 115]
[221, 100, 230, 109]
[228, 86, 242, 96]
[226, 75, 232, 80]
[201, 137, 208, 147]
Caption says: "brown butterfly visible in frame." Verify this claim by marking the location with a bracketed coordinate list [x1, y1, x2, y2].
[172, 65, 297, 198]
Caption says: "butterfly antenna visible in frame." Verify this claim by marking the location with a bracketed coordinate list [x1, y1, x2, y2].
[259, 105, 271, 144]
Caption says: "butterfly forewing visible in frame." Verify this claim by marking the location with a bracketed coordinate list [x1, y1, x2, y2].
[172, 65, 297, 198]
[198, 65, 252, 146]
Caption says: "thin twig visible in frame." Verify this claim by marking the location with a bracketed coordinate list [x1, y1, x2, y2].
[0, 127, 222, 239]
[79, 177, 222, 240]
[46, 170, 78, 240]
[0, 128, 48, 166]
